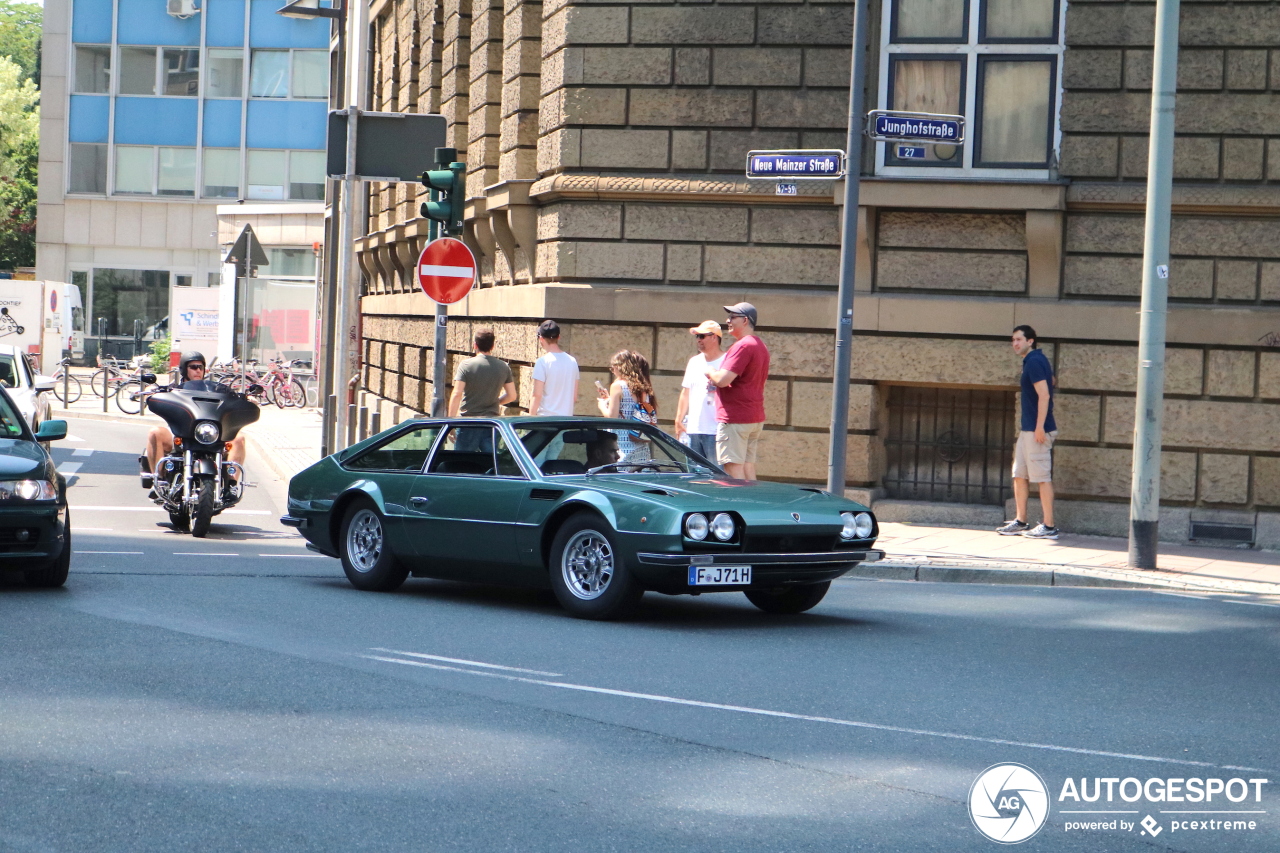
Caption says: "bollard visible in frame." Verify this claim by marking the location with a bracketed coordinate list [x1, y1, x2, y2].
[346, 403, 356, 448]
[370, 410, 381, 437]
[101, 359, 108, 414]
[358, 406, 369, 442]
[62, 361, 69, 408]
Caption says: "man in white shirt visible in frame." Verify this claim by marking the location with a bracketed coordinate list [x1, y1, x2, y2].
[529, 319, 579, 416]
[675, 320, 724, 462]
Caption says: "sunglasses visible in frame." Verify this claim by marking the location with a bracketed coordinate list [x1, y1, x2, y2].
[695, 333, 716, 340]
[189, 364, 206, 371]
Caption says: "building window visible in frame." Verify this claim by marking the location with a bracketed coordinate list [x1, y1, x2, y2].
[162, 48, 200, 96]
[247, 149, 323, 200]
[68, 143, 108, 194]
[90, 268, 170, 337]
[203, 147, 241, 198]
[249, 49, 329, 99]
[878, 0, 1063, 177]
[157, 147, 196, 196]
[268, 247, 315, 276]
[118, 47, 158, 95]
[116, 47, 199, 97]
[114, 145, 156, 193]
[73, 45, 111, 94]
[206, 49, 243, 98]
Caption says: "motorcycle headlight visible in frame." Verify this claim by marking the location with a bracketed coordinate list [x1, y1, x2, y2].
[193, 421, 220, 445]
[684, 513, 708, 541]
[0, 479, 56, 501]
[710, 512, 735, 541]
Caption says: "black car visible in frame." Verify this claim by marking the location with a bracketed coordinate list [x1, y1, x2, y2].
[0, 385, 70, 586]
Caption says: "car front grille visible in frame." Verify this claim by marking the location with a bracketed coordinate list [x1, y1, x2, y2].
[743, 533, 838, 553]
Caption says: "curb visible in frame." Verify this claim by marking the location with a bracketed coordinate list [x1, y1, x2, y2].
[845, 560, 1280, 596]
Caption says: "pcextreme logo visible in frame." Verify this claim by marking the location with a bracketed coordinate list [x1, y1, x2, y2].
[969, 763, 1050, 844]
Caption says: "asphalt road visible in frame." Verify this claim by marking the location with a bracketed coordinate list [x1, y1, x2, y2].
[1, 416, 1277, 852]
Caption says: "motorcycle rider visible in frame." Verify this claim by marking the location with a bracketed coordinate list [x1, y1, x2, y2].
[143, 351, 250, 485]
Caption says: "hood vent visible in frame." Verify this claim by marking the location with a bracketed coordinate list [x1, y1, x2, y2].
[643, 488, 677, 497]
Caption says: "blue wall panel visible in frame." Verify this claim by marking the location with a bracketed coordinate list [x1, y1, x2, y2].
[206, 0, 246, 47]
[72, 0, 113, 44]
[114, 98, 199, 146]
[249, 0, 329, 48]
[116, 0, 201, 45]
[203, 100, 243, 147]
[246, 100, 326, 149]
[69, 95, 111, 143]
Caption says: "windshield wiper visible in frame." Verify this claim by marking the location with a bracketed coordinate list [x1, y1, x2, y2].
[587, 461, 688, 475]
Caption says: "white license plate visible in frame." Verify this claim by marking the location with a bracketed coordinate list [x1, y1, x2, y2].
[688, 565, 752, 586]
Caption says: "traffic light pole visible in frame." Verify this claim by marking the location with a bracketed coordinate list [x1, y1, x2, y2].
[423, 147, 463, 417]
[1128, 0, 1181, 569]
[826, 0, 871, 496]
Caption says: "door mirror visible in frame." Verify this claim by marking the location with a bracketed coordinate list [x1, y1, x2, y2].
[35, 420, 68, 441]
[33, 376, 56, 393]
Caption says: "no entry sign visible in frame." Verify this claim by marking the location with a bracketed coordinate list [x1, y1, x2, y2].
[416, 237, 476, 304]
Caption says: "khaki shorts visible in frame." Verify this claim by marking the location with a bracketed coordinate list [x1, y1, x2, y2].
[1012, 430, 1057, 483]
[716, 421, 765, 466]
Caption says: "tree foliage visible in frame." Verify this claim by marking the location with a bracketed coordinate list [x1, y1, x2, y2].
[0, 0, 41, 85]
[0, 55, 37, 269]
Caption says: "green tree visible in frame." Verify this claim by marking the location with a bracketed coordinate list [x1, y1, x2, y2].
[0, 56, 37, 269]
[0, 0, 41, 85]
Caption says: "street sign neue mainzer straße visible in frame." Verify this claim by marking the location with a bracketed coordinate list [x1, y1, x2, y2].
[746, 150, 846, 180]
[866, 110, 966, 145]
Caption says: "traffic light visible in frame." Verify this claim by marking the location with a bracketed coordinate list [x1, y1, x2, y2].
[420, 161, 465, 236]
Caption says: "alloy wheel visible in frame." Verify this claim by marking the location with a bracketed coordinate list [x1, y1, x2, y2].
[561, 529, 614, 600]
[346, 509, 383, 573]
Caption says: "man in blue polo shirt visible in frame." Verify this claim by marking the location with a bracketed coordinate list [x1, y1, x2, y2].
[997, 325, 1059, 539]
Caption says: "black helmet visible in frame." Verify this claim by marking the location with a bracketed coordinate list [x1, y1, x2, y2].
[178, 351, 208, 381]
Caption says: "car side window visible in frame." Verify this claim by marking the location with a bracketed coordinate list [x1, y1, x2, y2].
[494, 432, 523, 477]
[345, 425, 442, 472]
[427, 425, 497, 476]
[0, 357, 14, 389]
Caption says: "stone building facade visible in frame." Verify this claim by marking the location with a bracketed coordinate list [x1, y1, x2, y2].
[352, 0, 1280, 548]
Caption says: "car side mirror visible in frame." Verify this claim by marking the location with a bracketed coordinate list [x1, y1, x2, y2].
[33, 376, 56, 393]
[35, 420, 68, 441]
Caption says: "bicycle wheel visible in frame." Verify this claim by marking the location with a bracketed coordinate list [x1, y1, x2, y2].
[89, 368, 114, 397]
[53, 374, 82, 404]
[285, 378, 307, 407]
[116, 380, 150, 414]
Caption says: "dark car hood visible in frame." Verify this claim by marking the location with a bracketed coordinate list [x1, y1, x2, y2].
[0, 438, 50, 478]
[557, 475, 866, 512]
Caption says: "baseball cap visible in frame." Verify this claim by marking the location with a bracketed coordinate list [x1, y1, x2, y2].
[688, 320, 723, 337]
[723, 302, 758, 326]
[537, 319, 561, 339]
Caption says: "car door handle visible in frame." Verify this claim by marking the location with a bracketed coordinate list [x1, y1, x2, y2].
[409, 496, 429, 506]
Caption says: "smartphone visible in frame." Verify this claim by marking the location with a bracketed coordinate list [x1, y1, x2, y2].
[594, 379, 607, 393]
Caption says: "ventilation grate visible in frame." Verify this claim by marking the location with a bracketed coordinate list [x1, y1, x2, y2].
[1189, 522, 1254, 544]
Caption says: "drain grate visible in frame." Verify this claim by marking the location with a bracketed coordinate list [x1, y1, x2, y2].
[1189, 522, 1255, 544]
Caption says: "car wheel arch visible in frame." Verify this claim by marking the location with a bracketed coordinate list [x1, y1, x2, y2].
[540, 502, 613, 570]
[328, 484, 385, 552]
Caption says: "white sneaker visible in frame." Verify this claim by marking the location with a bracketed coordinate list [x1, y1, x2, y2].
[996, 519, 1030, 535]
[1023, 523, 1060, 540]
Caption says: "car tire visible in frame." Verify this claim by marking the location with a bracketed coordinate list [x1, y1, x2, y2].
[744, 581, 831, 615]
[339, 500, 408, 592]
[26, 510, 70, 588]
[191, 479, 215, 538]
[549, 513, 642, 620]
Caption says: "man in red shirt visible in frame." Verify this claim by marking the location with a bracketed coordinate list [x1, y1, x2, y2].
[706, 302, 770, 480]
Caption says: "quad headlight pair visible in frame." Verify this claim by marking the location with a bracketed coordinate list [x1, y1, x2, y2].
[841, 511, 875, 540]
[684, 512, 736, 542]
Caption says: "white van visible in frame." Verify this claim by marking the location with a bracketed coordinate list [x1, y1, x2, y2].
[40, 283, 85, 372]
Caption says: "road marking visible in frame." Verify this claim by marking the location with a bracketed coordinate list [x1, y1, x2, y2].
[173, 552, 240, 556]
[1225, 599, 1280, 609]
[370, 648, 563, 677]
[257, 553, 326, 558]
[57, 463, 82, 475]
[72, 448, 94, 457]
[76, 551, 145, 555]
[66, 433, 85, 442]
[362, 653, 1271, 774]
[76, 527, 113, 532]
[72, 506, 272, 515]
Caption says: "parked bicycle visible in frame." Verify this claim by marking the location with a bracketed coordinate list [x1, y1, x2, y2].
[89, 355, 131, 398]
[51, 359, 83, 404]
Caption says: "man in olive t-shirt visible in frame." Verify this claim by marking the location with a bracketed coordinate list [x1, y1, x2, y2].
[448, 327, 517, 417]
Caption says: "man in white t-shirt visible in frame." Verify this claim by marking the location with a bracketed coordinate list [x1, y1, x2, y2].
[529, 319, 579, 416]
[675, 320, 724, 462]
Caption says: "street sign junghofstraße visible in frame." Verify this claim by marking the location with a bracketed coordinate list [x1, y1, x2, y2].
[745, 150, 846, 180]
[866, 110, 966, 144]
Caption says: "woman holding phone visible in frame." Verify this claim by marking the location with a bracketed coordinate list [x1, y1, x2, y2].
[596, 350, 657, 462]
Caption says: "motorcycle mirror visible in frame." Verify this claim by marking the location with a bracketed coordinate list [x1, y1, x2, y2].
[140, 372, 157, 384]
[247, 383, 265, 396]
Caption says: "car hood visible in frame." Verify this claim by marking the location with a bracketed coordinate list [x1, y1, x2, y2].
[0, 438, 50, 478]
[556, 475, 868, 513]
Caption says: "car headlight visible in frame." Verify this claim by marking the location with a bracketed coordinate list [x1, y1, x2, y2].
[710, 512, 735, 541]
[840, 511, 875, 540]
[0, 479, 56, 501]
[840, 512, 858, 540]
[684, 513, 708, 541]
[193, 421, 220, 444]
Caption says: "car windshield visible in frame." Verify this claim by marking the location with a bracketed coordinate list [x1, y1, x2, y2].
[515, 422, 720, 476]
[0, 392, 25, 438]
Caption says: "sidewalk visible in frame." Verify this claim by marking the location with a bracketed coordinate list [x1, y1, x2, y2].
[48, 393, 1280, 597]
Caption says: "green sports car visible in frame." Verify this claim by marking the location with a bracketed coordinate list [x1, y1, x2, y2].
[282, 417, 884, 619]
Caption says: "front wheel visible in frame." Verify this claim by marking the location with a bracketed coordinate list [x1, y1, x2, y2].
[169, 508, 190, 532]
[115, 379, 149, 414]
[190, 479, 215, 538]
[549, 513, 642, 620]
[744, 581, 831, 615]
[339, 501, 408, 591]
[26, 510, 70, 588]
[53, 374, 82, 404]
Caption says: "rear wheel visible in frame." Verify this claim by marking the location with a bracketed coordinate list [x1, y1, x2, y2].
[339, 501, 408, 591]
[53, 374, 82, 404]
[190, 479, 215, 538]
[26, 511, 71, 588]
[115, 379, 149, 414]
[744, 581, 831, 615]
[549, 513, 642, 620]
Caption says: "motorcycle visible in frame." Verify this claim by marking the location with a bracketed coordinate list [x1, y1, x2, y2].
[138, 378, 261, 537]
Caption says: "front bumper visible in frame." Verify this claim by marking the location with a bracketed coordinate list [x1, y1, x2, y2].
[633, 549, 884, 592]
[0, 504, 67, 562]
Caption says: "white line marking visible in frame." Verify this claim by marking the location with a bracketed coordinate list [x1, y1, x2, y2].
[57, 462, 82, 475]
[173, 552, 239, 556]
[1161, 811, 1267, 814]
[370, 648, 563, 677]
[1225, 599, 1280, 608]
[1060, 811, 1138, 814]
[361, 655, 1271, 773]
[65, 434, 85, 442]
[257, 554, 326, 558]
[418, 263, 474, 278]
[72, 506, 272, 515]
[76, 527, 113, 532]
[76, 551, 144, 555]
[72, 448, 94, 457]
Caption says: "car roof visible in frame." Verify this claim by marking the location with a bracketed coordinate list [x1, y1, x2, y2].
[407, 416, 644, 429]
[0, 345, 21, 355]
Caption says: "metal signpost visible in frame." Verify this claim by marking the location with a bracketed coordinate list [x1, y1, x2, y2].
[416, 236, 477, 417]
